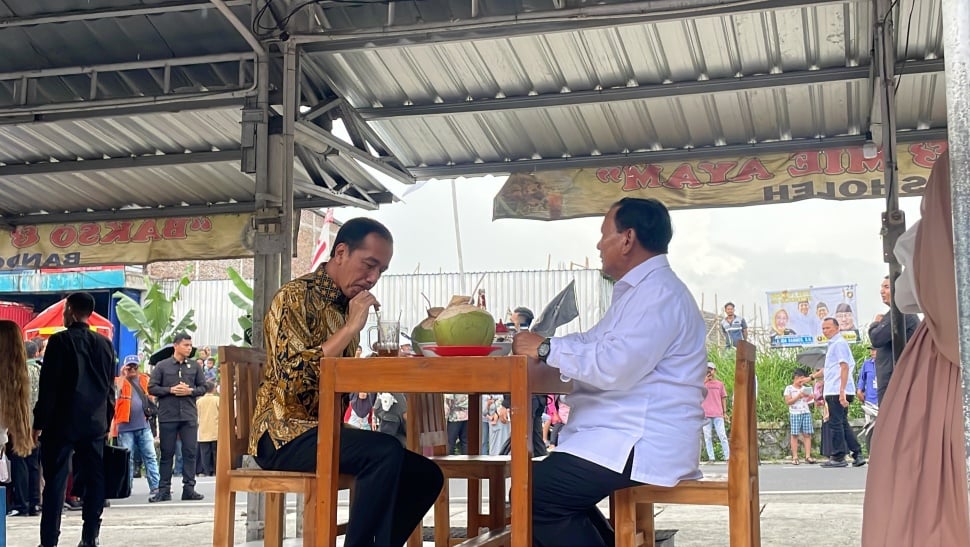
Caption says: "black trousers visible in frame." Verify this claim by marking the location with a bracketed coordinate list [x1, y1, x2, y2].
[532, 451, 639, 547]
[197, 441, 216, 476]
[158, 420, 199, 492]
[255, 427, 443, 547]
[446, 420, 468, 455]
[9, 445, 41, 513]
[825, 395, 861, 460]
[39, 437, 105, 547]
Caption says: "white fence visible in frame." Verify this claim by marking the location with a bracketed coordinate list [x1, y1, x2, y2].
[163, 269, 613, 349]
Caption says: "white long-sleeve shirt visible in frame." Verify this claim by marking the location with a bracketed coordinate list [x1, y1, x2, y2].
[546, 254, 708, 487]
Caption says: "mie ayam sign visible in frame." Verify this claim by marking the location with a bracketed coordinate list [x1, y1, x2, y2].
[493, 141, 948, 220]
[0, 214, 254, 270]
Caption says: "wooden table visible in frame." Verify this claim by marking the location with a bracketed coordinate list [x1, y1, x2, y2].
[316, 355, 569, 546]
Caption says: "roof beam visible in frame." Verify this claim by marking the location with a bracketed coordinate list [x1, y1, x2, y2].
[0, 0, 250, 28]
[0, 150, 241, 176]
[357, 60, 944, 119]
[407, 128, 948, 179]
[296, 0, 855, 53]
[294, 120, 414, 185]
[0, 96, 248, 124]
[1, 192, 395, 226]
[294, 182, 390, 209]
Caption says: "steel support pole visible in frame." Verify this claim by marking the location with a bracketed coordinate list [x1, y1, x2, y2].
[281, 41, 298, 285]
[874, 0, 909, 361]
[245, 12, 276, 539]
[941, 0, 970, 488]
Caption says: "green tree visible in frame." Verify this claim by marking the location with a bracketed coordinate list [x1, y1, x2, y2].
[113, 275, 197, 357]
[227, 266, 253, 346]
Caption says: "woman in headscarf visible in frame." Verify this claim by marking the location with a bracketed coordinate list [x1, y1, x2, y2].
[0, 319, 36, 457]
[344, 392, 375, 431]
[862, 150, 970, 545]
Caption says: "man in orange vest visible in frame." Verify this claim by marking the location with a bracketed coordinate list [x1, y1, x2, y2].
[113, 355, 160, 498]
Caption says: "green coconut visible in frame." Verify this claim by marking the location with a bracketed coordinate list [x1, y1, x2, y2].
[433, 304, 496, 347]
[411, 307, 444, 355]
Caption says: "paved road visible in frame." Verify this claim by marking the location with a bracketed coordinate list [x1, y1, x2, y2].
[111, 461, 868, 510]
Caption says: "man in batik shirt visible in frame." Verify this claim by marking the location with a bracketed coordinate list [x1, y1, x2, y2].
[249, 217, 442, 547]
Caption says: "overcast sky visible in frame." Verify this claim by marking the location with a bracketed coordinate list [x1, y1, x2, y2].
[335, 171, 924, 332]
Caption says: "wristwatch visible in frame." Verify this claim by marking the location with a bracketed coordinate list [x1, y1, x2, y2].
[537, 338, 551, 362]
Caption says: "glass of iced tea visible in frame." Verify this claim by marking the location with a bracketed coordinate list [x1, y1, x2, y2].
[367, 320, 400, 357]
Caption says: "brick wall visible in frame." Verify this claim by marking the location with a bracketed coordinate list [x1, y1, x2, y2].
[147, 210, 334, 281]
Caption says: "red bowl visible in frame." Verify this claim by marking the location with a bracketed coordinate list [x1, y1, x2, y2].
[423, 345, 498, 357]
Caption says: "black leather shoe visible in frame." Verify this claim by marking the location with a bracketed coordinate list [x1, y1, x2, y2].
[149, 491, 172, 503]
[852, 457, 868, 467]
[820, 459, 848, 468]
[78, 539, 100, 547]
[181, 489, 204, 501]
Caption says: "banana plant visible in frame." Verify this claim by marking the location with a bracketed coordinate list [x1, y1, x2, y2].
[227, 266, 253, 346]
[113, 274, 197, 356]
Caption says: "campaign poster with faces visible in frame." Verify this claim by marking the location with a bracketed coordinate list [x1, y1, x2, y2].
[766, 285, 859, 348]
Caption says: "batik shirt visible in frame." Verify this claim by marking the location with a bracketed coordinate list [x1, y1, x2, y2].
[444, 394, 469, 422]
[249, 264, 359, 453]
[27, 358, 41, 410]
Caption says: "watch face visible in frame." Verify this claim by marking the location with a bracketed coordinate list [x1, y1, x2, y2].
[538, 340, 550, 358]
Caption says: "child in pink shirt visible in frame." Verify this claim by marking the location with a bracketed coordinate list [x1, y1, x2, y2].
[702, 363, 730, 461]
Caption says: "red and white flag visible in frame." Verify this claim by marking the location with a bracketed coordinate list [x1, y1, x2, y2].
[310, 208, 334, 272]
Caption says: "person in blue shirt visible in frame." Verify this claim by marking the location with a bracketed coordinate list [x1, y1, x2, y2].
[856, 347, 878, 407]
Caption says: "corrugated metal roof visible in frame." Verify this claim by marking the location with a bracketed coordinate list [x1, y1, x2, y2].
[305, 0, 945, 172]
[0, 6, 251, 73]
[0, 108, 241, 163]
[0, 161, 256, 214]
[361, 80, 881, 167]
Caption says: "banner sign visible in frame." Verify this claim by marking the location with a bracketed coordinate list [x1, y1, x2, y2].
[493, 141, 948, 220]
[0, 214, 253, 270]
[765, 284, 859, 348]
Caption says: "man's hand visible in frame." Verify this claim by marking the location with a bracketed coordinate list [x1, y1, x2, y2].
[512, 331, 543, 359]
[170, 382, 192, 396]
[856, 390, 865, 401]
[840, 394, 849, 408]
[346, 290, 379, 333]
[874, 314, 884, 323]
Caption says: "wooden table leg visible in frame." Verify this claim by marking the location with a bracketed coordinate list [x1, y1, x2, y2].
[316, 365, 341, 546]
[509, 358, 532, 546]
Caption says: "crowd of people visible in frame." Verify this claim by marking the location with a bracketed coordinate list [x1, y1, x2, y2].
[0, 294, 219, 547]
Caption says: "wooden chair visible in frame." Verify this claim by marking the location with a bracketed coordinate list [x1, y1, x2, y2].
[612, 340, 760, 547]
[407, 393, 511, 547]
[212, 346, 354, 546]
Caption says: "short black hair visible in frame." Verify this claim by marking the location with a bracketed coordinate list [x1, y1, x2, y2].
[824, 317, 840, 328]
[330, 217, 393, 258]
[724, 302, 735, 309]
[25, 340, 38, 359]
[173, 332, 192, 345]
[66, 292, 96, 318]
[610, 198, 672, 254]
[835, 303, 853, 313]
[205, 381, 217, 393]
[513, 306, 534, 327]
[793, 367, 808, 378]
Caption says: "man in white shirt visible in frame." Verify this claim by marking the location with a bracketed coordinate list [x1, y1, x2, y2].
[818, 317, 866, 468]
[512, 197, 707, 546]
